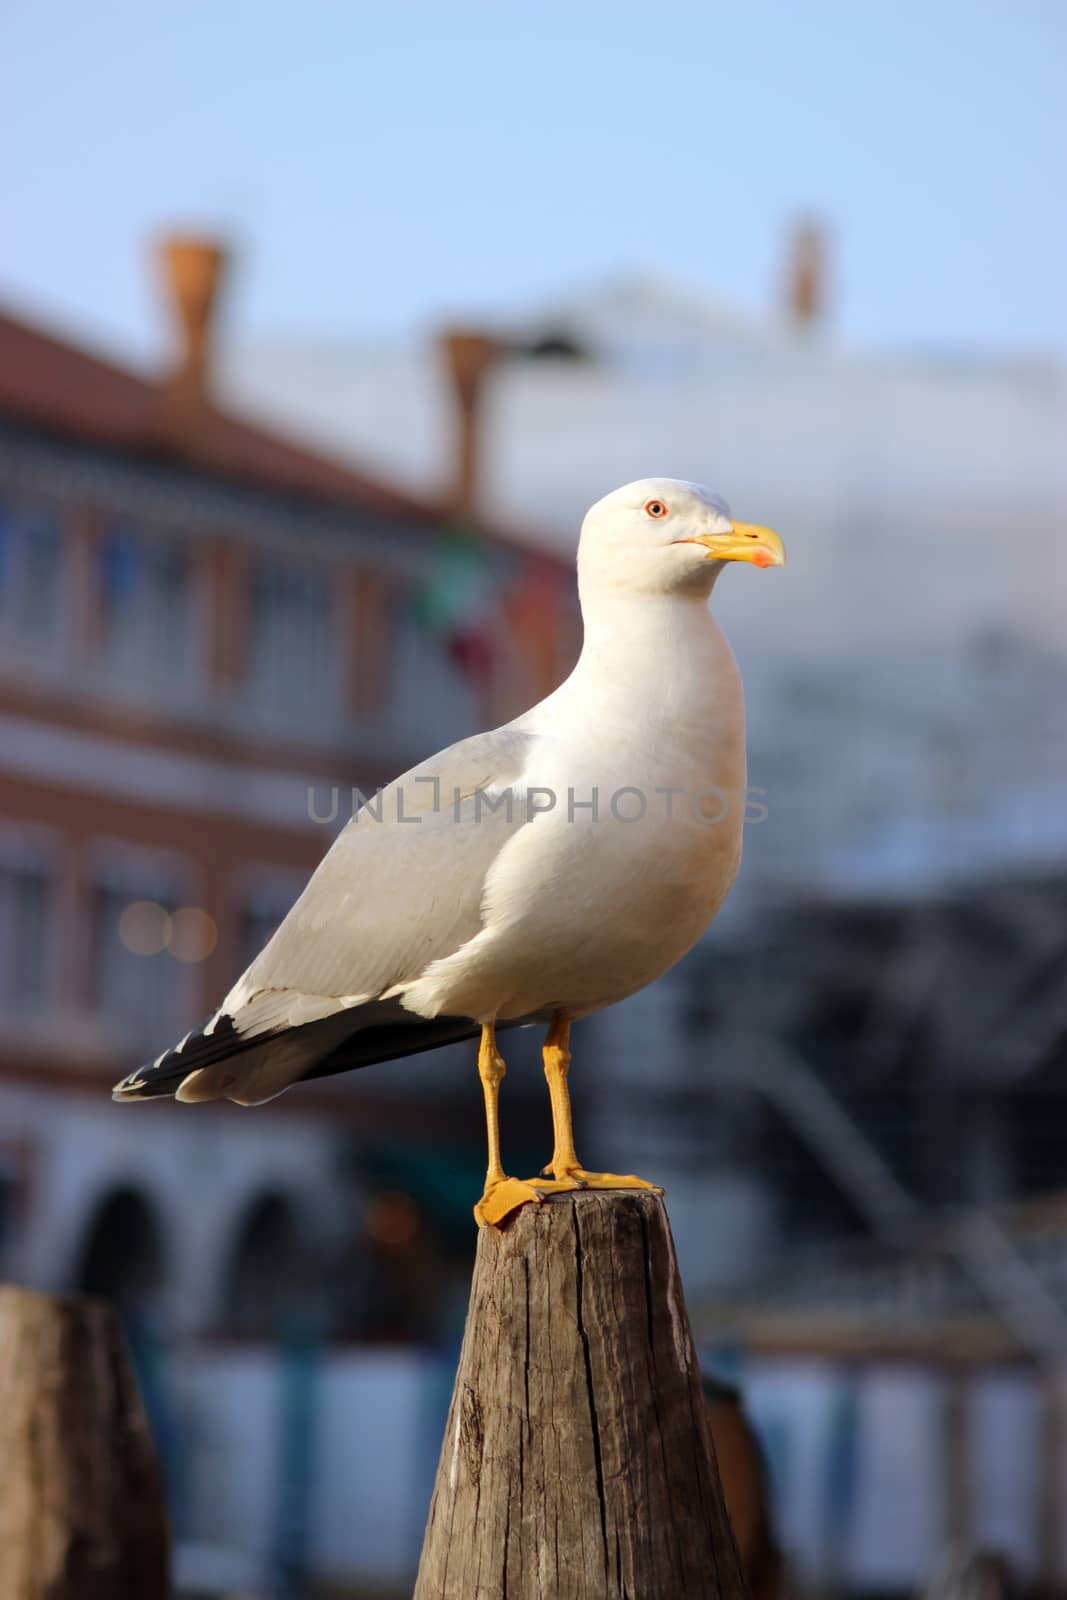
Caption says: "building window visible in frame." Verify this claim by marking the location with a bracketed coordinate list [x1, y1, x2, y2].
[0, 498, 62, 649]
[90, 868, 186, 1046]
[389, 591, 480, 745]
[227, 869, 305, 981]
[246, 562, 334, 717]
[0, 857, 50, 1014]
[235, 879, 300, 971]
[97, 528, 191, 686]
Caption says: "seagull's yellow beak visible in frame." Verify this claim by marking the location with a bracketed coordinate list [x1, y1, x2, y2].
[677, 521, 786, 570]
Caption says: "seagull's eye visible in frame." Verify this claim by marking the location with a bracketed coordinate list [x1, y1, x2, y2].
[644, 499, 668, 519]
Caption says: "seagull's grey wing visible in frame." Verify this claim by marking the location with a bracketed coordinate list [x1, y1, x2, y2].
[113, 723, 537, 1105]
[222, 721, 535, 1027]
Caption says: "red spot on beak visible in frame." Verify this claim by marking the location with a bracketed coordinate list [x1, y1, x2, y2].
[753, 549, 774, 569]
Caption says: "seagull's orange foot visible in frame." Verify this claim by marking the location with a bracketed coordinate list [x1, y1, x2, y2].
[535, 1165, 664, 1194]
[474, 1175, 547, 1228]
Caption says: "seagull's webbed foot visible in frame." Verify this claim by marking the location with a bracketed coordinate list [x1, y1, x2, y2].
[535, 1164, 664, 1195]
[472, 1014, 666, 1225]
[475, 1023, 551, 1227]
[474, 1175, 546, 1228]
[535, 1015, 664, 1197]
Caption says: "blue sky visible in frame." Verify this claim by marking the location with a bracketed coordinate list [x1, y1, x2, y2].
[3, 0, 1065, 363]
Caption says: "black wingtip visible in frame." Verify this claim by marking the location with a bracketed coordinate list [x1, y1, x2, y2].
[112, 1012, 249, 1102]
[112, 1066, 182, 1101]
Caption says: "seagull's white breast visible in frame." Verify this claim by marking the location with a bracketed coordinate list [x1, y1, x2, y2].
[399, 596, 746, 1023]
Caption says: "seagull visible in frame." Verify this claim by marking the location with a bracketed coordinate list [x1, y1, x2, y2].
[114, 479, 784, 1225]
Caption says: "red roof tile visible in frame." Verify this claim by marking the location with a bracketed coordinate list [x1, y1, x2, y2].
[0, 306, 442, 525]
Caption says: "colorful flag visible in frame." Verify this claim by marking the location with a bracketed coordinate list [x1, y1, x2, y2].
[414, 527, 497, 685]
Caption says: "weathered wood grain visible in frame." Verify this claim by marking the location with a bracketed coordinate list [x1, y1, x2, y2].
[0, 1286, 169, 1600]
[415, 1190, 749, 1600]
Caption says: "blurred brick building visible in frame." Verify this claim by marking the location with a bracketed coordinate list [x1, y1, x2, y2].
[0, 237, 576, 1337]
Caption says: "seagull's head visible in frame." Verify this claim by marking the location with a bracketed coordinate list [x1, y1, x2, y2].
[577, 477, 785, 599]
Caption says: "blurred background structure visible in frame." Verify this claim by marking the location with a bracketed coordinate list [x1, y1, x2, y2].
[1, 2, 1066, 1595]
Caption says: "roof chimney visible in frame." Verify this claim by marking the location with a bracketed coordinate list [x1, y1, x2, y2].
[156, 233, 227, 442]
[440, 328, 498, 520]
[786, 217, 827, 330]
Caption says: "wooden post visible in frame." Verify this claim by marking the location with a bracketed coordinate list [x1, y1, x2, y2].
[0, 1286, 169, 1600]
[415, 1191, 749, 1600]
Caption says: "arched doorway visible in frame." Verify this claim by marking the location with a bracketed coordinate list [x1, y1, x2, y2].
[76, 1185, 166, 1316]
[221, 1192, 320, 1337]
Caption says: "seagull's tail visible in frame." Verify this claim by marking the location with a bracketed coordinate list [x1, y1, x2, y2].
[112, 1001, 517, 1107]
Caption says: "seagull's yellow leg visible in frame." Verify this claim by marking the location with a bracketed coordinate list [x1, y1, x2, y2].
[532, 1014, 663, 1195]
[541, 1013, 581, 1175]
[473, 1022, 547, 1227]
